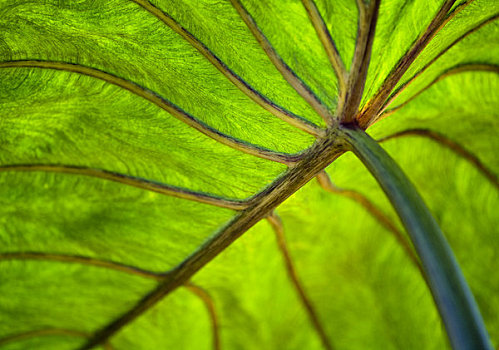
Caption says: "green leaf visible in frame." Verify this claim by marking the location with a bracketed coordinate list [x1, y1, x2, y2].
[0, 0, 497, 349]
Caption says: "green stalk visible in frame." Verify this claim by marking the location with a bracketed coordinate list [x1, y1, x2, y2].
[340, 124, 492, 350]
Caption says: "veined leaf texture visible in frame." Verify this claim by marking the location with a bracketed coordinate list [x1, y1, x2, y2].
[0, 0, 497, 349]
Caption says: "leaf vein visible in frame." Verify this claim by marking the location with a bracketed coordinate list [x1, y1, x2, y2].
[374, 16, 499, 122]
[339, 0, 380, 124]
[0, 60, 299, 165]
[378, 129, 499, 189]
[357, 0, 487, 127]
[0, 254, 220, 350]
[76, 130, 347, 350]
[316, 171, 423, 275]
[229, 0, 334, 124]
[130, 0, 324, 137]
[268, 212, 334, 350]
[0, 329, 114, 350]
[380, 64, 499, 118]
[0, 164, 249, 210]
[0, 252, 164, 280]
[300, 0, 348, 98]
[185, 283, 221, 350]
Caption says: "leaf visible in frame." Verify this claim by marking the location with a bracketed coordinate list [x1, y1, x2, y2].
[0, 0, 497, 349]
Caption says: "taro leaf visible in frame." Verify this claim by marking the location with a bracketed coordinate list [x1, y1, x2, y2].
[0, 0, 498, 349]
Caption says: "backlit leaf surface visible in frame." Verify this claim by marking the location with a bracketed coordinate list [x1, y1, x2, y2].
[0, 0, 497, 349]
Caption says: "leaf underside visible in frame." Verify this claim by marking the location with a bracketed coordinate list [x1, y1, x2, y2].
[0, 1, 498, 350]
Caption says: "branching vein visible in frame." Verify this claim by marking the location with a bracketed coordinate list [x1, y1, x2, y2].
[130, 0, 324, 137]
[357, 0, 489, 127]
[378, 129, 498, 189]
[77, 131, 346, 350]
[373, 15, 499, 123]
[316, 171, 423, 275]
[229, 0, 334, 124]
[0, 329, 114, 350]
[0, 252, 164, 280]
[1, 253, 220, 349]
[4, 0, 494, 348]
[0, 60, 299, 165]
[300, 0, 348, 96]
[267, 212, 334, 350]
[381, 64, 499, 117]
[185, 283, 221, 350]
[0, 164, 248, 210]
[339, 0, 380, 123]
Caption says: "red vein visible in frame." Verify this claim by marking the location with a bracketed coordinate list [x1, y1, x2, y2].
[0, 60, 300, 165]
[76, 133, 347, 350]
[316, 171, 423, 275]
[130, 0, 324, 137]
[0, 252, 164, 280]
[0, 164, 248, 210]
[375, 14, 499, 121]
[301, 0, 348, 97]
[185, 283, 220, 350]
[229, 0, 334, 124]
[0, 329, 87, 346]
[381, 64, 499, 118]
[267, 213, 334, 350]
[378, 129, 498, 189]
[0, 329, 114, 350]
[340, 0, 380, 123]
[358, 0, 487, 127]
[0, 253, 220, 349]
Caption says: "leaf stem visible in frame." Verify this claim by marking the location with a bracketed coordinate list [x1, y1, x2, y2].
[340, 125, 492, 350]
